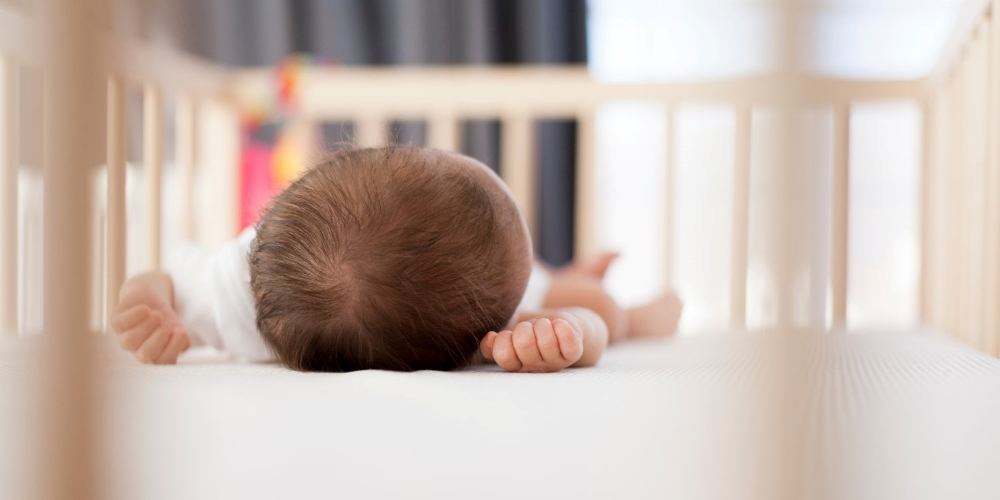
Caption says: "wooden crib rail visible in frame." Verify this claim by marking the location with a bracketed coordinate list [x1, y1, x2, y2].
[922, 0, 1000, 356]
[0, 4, 238, 335]
[229, 66, 927, 330]
[0, 55, 18, 336]
[232, 68, 926, 114]
[1, 58, 940, 337]
[1, 2, 987, 340]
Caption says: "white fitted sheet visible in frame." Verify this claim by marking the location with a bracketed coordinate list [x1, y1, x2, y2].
[4, 329, 1000, 500]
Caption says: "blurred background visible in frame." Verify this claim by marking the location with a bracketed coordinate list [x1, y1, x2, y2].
[9, 0, 966, 334]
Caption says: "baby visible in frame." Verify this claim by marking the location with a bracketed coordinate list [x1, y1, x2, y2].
[111, 146, 681, 372]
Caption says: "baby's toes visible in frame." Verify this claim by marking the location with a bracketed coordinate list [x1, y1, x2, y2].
[553, 318, 584, 364]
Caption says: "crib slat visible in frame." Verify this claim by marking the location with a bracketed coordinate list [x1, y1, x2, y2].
[40, 1, 103, 496]
[0, 55, 17, 336]
[920, 99, 937, 328]
[105, 76, 126, 330]
[986, 3, 1000, 356]
[832, 104, 850, 327]
[176, 93, 196, 241]
[963, 27, 978, 348]
[663, 104, 676, 288]
[501, 115, 535, 236]
[969, 26, 989, 352]
[951, 60, 967, 342]
[575, 110, 597, 261]
[940, 74, 955, 336]
[143, 84, 162, 269]
[355, 115, 384, 147]
[961, 38, 984, 349]
[730, 106, 752, 328]
[429, 114, 459, 152]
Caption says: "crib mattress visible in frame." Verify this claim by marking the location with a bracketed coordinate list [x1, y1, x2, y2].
[3, 328, 1000, 500]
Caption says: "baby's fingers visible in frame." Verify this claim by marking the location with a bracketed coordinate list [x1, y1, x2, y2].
[117, 311, 161, 352]
[479, 331, 498, 361]
[134, 320, 172, 364]
[492, 330, 522, 372]
[511, 321, 542, 369]
[111, 304, 150, 334]
[155, 326, 190, 365]
[533, 318, 562, 364]
[553, 318, 584, 364]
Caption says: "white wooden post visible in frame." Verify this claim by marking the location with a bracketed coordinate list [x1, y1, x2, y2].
[105, 76, 126, 329]
[831, 104, 850, 327]
[574, 110, 597, 261]
[730, 106, 752, 328]
[143, 84, 163, 269]
[663, 103, 676, 289]
[501, 114, 535, 236]
[175, 93, 196, 241]
[356, 115, 385, 147]
[0, 55, 18, 336]
[429, 114, 460, 152]
[986, 4, 1000, 356]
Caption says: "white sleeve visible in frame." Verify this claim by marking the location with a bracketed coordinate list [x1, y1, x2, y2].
[515, 261, 552, 317]
[164, 227, 274, 362]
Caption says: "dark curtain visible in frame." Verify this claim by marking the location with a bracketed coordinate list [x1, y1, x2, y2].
[133, 0, 587, 265]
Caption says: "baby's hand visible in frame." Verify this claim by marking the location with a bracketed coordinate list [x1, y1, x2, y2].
[479, 315, 584, 373]
[111, 282, 190, 364]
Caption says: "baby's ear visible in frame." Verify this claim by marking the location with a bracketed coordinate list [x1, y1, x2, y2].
[580, 252, 620, 280]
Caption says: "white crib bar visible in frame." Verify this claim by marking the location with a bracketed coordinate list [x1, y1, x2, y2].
[958, 39, 971, 344]
[428, 114, 459, 152]
[663, 104, 676, 288]
[962, 24, 977, 347]
[106, 76, 127, 329]
[920, 98, 937, 328]
[143, 84, 162, 269]
[831, 105, 850, 327]
[730, 106, 752, 327]
[355, 115, 384, 147]
[944, 67, 957, 338]
[0, 54, 17, 336]
[501, 114, 535, 235]
[575, 110, 597, 261]
[176, 93, 196, 240]
[968, 24, 988, 351]
[41, 0, 103, 495]
[986, 4, 1000, 356]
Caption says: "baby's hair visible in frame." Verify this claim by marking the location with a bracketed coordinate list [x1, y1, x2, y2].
[249, 146, 531, 371]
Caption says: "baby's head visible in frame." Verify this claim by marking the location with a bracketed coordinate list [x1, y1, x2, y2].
[249, 146, 533, 371]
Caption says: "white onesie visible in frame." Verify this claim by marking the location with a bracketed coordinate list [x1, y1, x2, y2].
[165, 227, 552, 361]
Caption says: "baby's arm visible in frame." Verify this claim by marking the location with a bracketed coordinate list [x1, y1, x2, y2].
[478, 307, 608, 373]
[111, 271, 191, 364]
[111, 228, 270, 365]
[546, 252, 683, 342]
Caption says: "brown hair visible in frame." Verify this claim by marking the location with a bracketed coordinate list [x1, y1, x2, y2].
[249, 146, 531, 371]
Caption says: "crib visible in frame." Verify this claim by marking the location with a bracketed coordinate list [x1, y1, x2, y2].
[3, 1, 1000, 499]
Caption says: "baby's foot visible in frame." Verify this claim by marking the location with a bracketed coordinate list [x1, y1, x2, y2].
[480, 317, 584, 373]
[627, 292, 683, 338]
